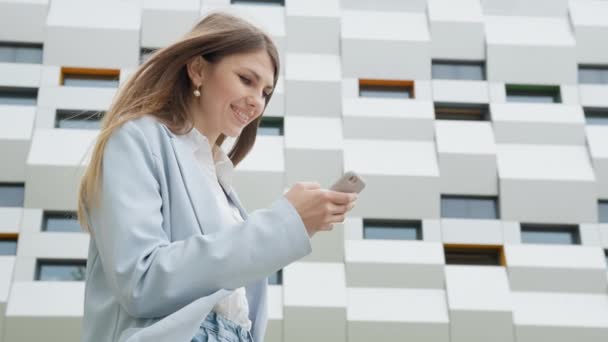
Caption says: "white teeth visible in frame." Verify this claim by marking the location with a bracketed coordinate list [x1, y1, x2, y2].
[233, 107, 249, 123]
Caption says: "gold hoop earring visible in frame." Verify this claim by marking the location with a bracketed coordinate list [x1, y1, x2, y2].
[193, 85, 201, 97]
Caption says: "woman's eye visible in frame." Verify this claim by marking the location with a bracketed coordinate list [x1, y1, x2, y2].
[239, 75, 251, 84]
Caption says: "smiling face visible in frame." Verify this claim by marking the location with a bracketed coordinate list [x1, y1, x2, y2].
[187, 49, 275, 143]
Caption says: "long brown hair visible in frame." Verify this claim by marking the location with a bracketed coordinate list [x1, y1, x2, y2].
[77, 12, 280, 232]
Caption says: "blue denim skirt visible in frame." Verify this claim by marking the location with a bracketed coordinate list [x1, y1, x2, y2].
[191, 311, 254, 342]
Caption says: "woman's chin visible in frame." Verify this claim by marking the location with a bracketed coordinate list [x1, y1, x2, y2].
[224, 129, 241, 138]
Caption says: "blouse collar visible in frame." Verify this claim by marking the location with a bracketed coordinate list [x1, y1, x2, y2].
[178, 127, 235, 191]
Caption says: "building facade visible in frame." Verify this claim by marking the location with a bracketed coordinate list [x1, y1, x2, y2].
[1, 0, 608, 341]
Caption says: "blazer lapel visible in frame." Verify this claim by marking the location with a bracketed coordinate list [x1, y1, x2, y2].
[168, 135, 225, 236]
[224, 187, 249, 220]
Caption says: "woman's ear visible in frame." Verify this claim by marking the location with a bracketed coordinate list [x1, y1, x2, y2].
[186, 56, 207, 86]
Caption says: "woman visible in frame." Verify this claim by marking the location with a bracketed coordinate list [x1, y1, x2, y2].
[77, 12, 357, 342]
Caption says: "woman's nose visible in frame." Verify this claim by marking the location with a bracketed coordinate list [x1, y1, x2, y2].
[246, 95, 263, 113]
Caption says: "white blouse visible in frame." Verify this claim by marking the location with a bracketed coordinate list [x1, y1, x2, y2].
[175, 127, 252, 331]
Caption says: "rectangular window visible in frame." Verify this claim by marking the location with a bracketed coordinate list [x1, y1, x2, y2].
[230, 0, 284, 5]
[600, 200, 608, 223]
[441, 195, 499, 219]
[605, 250, 608, 268]
[0, 183, 25, 207]
[36, 259, 87, 281]
[268, 269, 282, 285]
[363, 219, 422, 240]
[0, 236, 18, 256]
[0, 42, 43, 64]
[578, 65, 608, 85]
[258, 117, 283, 136]
[585, 108, 608, 125]
[432, 60, 485, 81]
[359, 79, 414, 99]
[61, 67, 120, 88]
[434, 103, 490, 121]
[520, 224, 580, 245]
[42, 212, 82, 233]
[55, 109, 103, 129]
[506, 84, 561, 103]
[0, 86, 38, 106]
[140, 48, 157, 64]
[444, 244, 504, 266]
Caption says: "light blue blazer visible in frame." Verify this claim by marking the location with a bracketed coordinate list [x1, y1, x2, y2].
[81, 115, 312, 342]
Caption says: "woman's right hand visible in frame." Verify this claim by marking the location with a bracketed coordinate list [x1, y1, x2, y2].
[284, 182, 358, 238]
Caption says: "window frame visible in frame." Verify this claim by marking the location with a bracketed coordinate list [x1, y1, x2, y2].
[584, 107, 608, 125]
[434, 102, 491, 121]
[444, 244, 506, 266]
[0, 42, 43, 64]
[258, 116, 284, 136]
[599, 200, 608, 223]
[431, 60, 486, 81]
[42, 211, 82, 233]
[358, 79, 415, 99]
[0, 234, 19, 256]
[520, 223, 581, 245]
[440, 195, 500, 219]
[140, 48, 157, 65]
[363, 218, 423, 241]
[578, 64, 608, 85]
[268, 269, 282, 285]
[230, 0, 285, 5]
[55, 109, 104, 129]
[505, 84, 562, 104]
[60, 67, 120, 88]
[0, 86, 38, 106]
[0, 182, 25, 207]
[35, 259, 87, 281]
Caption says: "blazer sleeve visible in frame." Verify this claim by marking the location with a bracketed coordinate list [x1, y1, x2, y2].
[88, 121, 312, 319]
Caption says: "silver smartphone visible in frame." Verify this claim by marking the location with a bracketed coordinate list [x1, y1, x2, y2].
[330, 171, 366, 194]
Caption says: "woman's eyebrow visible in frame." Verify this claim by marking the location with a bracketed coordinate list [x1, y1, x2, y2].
[243, 67, 273, 91]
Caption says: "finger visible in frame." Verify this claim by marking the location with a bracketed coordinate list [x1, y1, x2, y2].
[299, 181, 321, 190]
[325, 190, 357, 205]
[346, 201, 356, 211]
[329, 214, 346, 224]
[327, 203, 347, 215]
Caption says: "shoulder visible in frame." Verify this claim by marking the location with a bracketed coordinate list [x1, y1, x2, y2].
[111, 114, 174, 158]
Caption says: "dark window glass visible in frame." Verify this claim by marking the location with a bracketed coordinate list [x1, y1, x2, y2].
[444, 246, 501, 266]
[0, 183, 25, 207]
[140, 48, 157, 64]
[605, 250, 608, 268]
[363, 219, 422, 240]
[599, 200, 608, 223]
[36, 259, 87, 281]
[506, 85, 561, 103]
[359, 85, 413, 99]
[0, 43, 43, 64]
[55, 109, 103, 129]
[0, 87, 38, 106]
[268, 269, 282, 285]
[434, 103, 490, 121]
[521, 224, 580, 245]
[258, 117, 283, 136]
[0, 238, 18, 255]
[585, 108, 608, 125]
[578, 65, 608, 85]
[231, 0, 284, 5]
[43, 212, 82, 232]
[441, 196, 499, 219]
[63, 74, 119, 88]
[432, 61, 485, 81]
